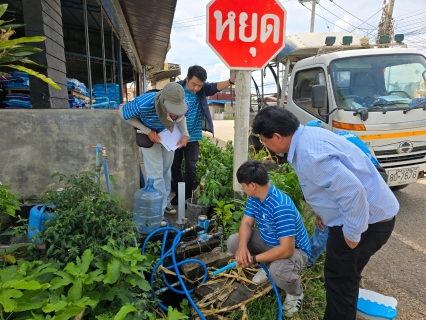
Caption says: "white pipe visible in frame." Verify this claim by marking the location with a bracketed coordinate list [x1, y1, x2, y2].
[176, 182, 186, 225]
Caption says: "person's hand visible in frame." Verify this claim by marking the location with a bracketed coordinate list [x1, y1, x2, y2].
[235, 247, 253, 268]
[315, 216, 326, 229]
[230, 70, 236, 84]
[176, 135, 189, 148]
[148, 130, 161, 144]
[344, 235, 359, 249]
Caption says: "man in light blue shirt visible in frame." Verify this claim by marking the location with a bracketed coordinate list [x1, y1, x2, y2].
[252, 106, 398, 320]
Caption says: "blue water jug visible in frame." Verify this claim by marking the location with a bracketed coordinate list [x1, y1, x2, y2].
[27, 205, 55, 243]
[133, 178, 164, 234]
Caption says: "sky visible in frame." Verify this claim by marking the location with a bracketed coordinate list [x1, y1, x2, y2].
[165, 0, 426, 94]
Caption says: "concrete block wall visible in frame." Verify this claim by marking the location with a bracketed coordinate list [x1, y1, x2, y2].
[0, 109, 141, 210]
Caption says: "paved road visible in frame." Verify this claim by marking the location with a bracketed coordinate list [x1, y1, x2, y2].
[208, 119, 426, 319]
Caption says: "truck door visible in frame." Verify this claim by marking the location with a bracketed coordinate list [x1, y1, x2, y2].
[289, 67, 331, 128]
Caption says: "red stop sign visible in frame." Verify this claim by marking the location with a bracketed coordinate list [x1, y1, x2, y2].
[207, 0, 286, 70]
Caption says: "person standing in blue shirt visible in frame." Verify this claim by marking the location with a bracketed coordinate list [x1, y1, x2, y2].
[304, 119, 388, 266]
[252, 106, 399, 320]
[171, 66, 236, 205]
[227, 160, 311, 318]
[119, 82, 190, 215]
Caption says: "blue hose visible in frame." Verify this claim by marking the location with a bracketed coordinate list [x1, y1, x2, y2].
[102, 158, 112, 196]
[142, 227, 283, 320]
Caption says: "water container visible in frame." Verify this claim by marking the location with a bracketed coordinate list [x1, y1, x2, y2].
[133, 178, 164, 234]
[27, 205, 55, 243]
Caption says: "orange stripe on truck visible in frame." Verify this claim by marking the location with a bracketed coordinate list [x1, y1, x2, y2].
[357, 130, 426, 140]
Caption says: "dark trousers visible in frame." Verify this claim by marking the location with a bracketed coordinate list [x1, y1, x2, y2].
[171, 141, 199, 199]
[323, 217, 395, 320]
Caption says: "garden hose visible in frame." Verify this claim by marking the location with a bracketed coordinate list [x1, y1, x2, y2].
[142, 225, 283, 320]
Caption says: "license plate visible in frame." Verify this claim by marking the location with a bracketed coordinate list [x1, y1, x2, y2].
[386, 167, 419, 186]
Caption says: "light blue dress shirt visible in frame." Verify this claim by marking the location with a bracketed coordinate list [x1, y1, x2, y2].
[287, 125, 399, 242]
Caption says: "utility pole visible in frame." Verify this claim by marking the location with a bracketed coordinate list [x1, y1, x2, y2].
[299, 0, 317, 32]
[376, 0, 395, 43]
[384, 0, 395, 35]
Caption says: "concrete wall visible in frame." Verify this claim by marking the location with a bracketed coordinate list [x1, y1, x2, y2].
[0, 109, 140, 210]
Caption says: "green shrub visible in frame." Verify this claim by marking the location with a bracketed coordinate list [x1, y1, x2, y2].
[37, 172, 137, 265]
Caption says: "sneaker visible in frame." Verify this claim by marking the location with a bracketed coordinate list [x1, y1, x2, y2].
[164, 202, 177, 215]
[161, 216, 167, 227]
[252, 268, 268, 284]
[283, 292, 303, 317]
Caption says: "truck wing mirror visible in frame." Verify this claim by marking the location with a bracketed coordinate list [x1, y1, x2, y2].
[311, 85, 327, 110]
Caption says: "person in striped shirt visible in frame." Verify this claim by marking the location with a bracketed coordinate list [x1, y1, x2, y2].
[252, 106, 399, 320]
[227, 160, 311, 317]
[171, 65, 236, 205]
[119, 82, 190, 215]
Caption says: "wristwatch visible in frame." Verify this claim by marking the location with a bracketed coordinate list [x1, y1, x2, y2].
[252, 255, 257, 264]
[228, 78, 235, 85]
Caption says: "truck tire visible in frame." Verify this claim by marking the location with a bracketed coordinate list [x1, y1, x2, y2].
[390, 184, 408, 191]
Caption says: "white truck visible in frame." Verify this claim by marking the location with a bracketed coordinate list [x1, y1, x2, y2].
[278, 32, 426, 190]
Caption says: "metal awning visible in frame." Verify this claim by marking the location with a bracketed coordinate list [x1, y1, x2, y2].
[100, 0, 177, 71]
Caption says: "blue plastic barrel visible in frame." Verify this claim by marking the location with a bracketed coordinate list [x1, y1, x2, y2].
[133, 178, 164, 234]
[27, 205, 55, 243]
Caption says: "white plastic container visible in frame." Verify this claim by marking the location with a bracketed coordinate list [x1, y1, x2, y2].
[357, 288, 397, 320]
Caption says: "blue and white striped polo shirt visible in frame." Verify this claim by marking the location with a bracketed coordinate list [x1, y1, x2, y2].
[121, 92, 167, 133]
[183, 86, 202, 142]
[245, 184, 311, 258]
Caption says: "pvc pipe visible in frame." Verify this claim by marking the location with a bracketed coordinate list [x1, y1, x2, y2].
[176, 182, 186, 225]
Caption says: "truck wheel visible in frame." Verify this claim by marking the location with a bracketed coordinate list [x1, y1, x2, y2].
[390, 184, 408, 191]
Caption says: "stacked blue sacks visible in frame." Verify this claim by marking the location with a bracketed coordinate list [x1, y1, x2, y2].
[93, 83, 120, 108]
[68, 97, 87, 108]
[67, 78, 89, 97]
[0, 71, 30, 89]
[4, 93, 32, 108]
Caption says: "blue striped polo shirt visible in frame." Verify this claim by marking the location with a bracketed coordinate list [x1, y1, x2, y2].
[121, 92, 167, 133]
[245, 184, 311, 258]
[183, 86, 202, 142]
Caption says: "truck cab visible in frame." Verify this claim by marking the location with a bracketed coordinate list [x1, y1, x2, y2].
[281, 32, 426, 189]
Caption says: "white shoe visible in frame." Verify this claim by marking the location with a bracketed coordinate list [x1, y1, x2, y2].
[283, 292, 303, 317]
[252, 268, 268, 284]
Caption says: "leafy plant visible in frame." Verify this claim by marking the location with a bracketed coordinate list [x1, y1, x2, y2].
[37, 172, 137, 265]
[195, 137, 234, 206]
[1, 240, 157, 320]
[0, 184, 20, 218]
[268, 163, 306, 214]
[0, 3, 61, 89]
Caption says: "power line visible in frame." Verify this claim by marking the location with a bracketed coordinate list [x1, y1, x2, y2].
[300, 3, 352, 33]
[318, 4, 331, 31]
[329, 0, 377, 29]
[350, 7, 384, 34]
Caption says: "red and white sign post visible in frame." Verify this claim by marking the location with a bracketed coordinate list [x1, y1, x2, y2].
[206, 0, 287, 193]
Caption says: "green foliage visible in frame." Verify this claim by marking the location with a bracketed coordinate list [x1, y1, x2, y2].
[0, 184, 20, 217]
[268, 163, 306, 214]
[0, 3, 61, 90]
[37, 172, 137, 265]
[0, 183, 22, 263]
[195, 137, 234, 206]
[1, 241, 157, 320]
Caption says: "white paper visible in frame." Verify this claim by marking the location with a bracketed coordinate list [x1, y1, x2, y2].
[158, 124, 182, 151]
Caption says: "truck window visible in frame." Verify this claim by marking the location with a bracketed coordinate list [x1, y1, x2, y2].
[331, 54, 426, 111]
[293, 68, 327, 121]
